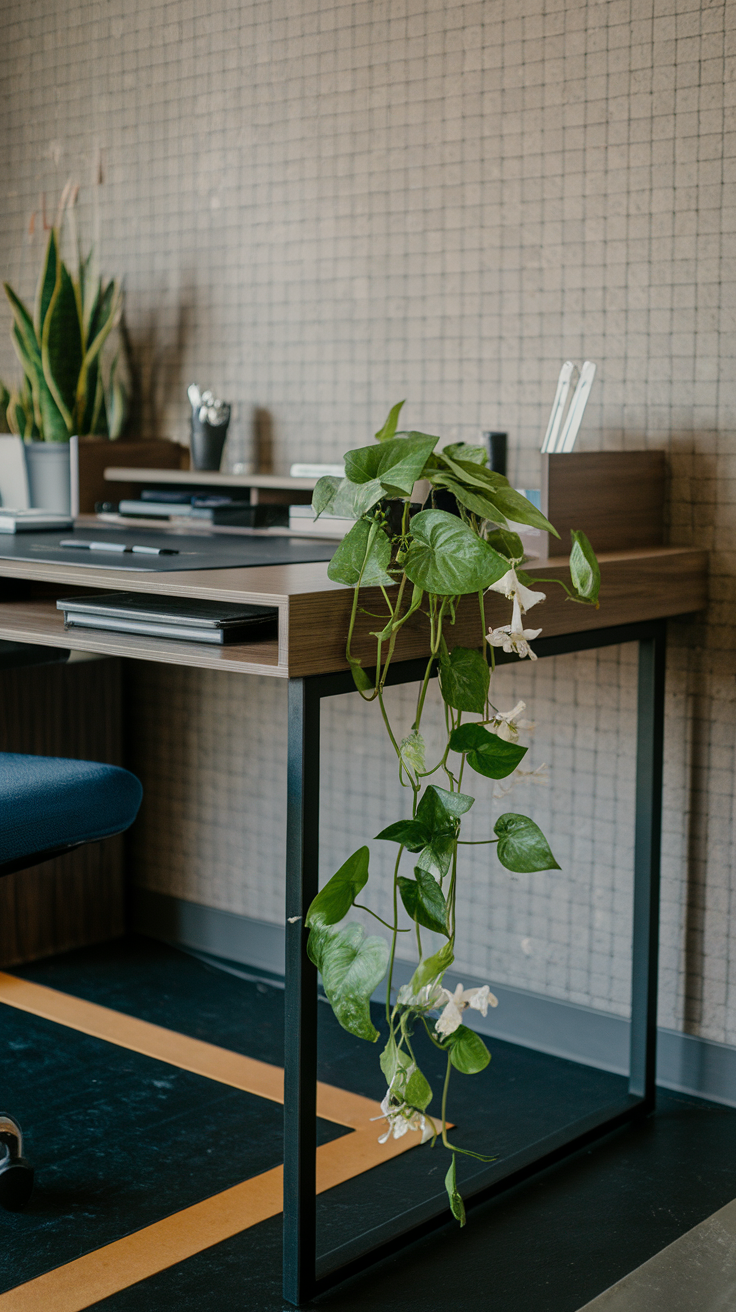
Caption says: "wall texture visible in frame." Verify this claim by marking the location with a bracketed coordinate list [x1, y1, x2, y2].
[1, 0, 734, 1043]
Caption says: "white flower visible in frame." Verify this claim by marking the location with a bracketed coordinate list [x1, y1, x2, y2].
[373, 1088, 434, 1144]
[396, 981, 444, 1011]
[435, 983, 498, 1036]
[488, 567, 546, 614]
[487, 619, 542, 662]
[490, 700, 531, 743]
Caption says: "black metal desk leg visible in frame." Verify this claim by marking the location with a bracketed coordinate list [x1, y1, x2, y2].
[628, 621, 667, 1106]
[284, 677, 321, 1305]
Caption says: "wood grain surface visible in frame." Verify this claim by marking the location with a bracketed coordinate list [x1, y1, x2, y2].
[0, 547, 708, 679]
[541, 451, 667, 553]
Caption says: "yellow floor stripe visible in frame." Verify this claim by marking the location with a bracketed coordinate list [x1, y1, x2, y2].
[0, 970, 426, 1311]
[0, 972, 375, 1128]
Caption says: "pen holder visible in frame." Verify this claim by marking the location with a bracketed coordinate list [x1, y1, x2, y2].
[190, 418, 229, 471]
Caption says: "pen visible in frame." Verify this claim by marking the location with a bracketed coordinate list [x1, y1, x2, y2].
[59, 540, 179, 556]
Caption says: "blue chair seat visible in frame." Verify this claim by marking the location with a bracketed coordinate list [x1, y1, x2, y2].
[0, 753, 143, 867]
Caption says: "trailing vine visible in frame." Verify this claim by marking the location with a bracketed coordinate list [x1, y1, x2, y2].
[305, 402, 601, 1224]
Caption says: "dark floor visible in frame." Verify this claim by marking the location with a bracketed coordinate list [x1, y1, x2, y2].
[2, 936, 736, 1310]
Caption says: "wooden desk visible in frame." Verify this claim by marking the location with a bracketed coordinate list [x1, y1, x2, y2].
[0, 541, 709, 1304]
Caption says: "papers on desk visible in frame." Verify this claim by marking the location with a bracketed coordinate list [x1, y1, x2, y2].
[57, 592, 278, 646]
[0, 508, 73, 533]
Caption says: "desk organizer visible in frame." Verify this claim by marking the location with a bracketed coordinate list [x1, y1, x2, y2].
[541, 450, 666, 554]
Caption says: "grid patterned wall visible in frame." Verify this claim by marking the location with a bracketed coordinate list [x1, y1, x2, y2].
[2, 0, 734, 1042]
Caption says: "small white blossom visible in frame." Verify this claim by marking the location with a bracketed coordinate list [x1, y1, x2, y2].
[373, 1087, 434, 1144]
[487, 620, 542, 661]
[490, 700, 531, 743]
[396, 981, 444, 1011]
[488, 567, 546, 614]
[435, 983, 498, 1036]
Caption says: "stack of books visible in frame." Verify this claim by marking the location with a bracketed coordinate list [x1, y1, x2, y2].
[56, 593, 278, 646]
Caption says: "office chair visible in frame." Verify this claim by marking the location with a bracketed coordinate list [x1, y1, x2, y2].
[0, 656, 143, 1210]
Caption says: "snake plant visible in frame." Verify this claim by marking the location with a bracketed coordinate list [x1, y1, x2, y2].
[1, 227, 127, 441]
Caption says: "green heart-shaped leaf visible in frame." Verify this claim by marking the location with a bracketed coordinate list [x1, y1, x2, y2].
[399, 868, 449, 936]
[410, 939, 454, 993]
[306, 846, 370, 929]
[449, 723, 527, 780]
[569, 529, 601, 604]
[344, 432, 438, 497]
[416, 785, 475, 825]
[445, 1154, 466, 1226]
[307, 921, 388, 1041]
[374, 399, 405, 443]
[402, 510, 509, 595]
[439, 646, 490, 714]
[327, 518, 394, 588]
[375, 818, 430, 851]
[446, 1024, 491, 1074]
[494, 813, 560, 872]
[405, 1065, 433, 1111]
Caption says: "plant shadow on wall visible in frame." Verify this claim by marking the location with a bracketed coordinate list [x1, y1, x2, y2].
[304, 402, 603, 1223]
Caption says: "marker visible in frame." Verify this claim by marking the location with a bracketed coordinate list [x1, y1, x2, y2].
[59, 540, 179, 556]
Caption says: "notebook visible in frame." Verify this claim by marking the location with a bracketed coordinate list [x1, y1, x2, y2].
[56, 592, 278, 646]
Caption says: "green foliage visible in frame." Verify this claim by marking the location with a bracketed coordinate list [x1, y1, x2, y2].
[405, 1066, 433, 1110]
[403, 510, 509, 595]
[486, 527, 524, 561]
[3, 220, 127, 441]
[445, 1155, 466, 1226]
[327, 518, 394, 588]
[446, 1024, 491, 1074]
[399, 868, 449, 936]
[449, 723, 527, 780]
[410, 939, 454, 993]
[494, 813, 560, 873]
[569, 529, 601, 605]
[307, 921, 388, 1042]
[486, 484, 559, 537]
[306, 847, 370, 929]
[439, 645, 490, 714]
[377, 786, 474, 881]
[375, 399, 405, 443]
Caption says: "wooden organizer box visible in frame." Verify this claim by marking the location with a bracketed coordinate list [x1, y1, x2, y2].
[539, 450, 667, 555]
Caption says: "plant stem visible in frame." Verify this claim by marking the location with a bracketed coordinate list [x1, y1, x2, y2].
[385, 844, 404, 1023]
[354, 903, 409, 931]
[441, 1052, 452, 1148]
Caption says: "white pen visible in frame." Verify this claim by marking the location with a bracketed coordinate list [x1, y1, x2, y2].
[59, 540, 179, 556]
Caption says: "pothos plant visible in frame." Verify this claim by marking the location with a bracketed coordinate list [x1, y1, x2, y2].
[305, 402, 601, 1224]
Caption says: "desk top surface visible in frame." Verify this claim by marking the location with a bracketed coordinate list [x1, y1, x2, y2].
[0, 524, 709, 679]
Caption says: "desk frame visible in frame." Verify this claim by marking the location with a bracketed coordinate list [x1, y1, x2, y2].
[284, 618, 666, 1305]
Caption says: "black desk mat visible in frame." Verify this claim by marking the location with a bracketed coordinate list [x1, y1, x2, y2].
[0, 528, 338, 571]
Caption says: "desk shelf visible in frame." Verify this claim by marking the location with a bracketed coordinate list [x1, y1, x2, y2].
[0, 600, 285, 677]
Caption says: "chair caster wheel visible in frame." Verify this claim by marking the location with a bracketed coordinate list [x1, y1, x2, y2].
[0, 1115, 33, 1210]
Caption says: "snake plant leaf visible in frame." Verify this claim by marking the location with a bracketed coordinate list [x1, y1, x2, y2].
[494, 813, 560, 872]
[42, 261, 81, 434]
[449, 723, 527, 780]
[344, 432, 438, 498]
[327, 518, 393, 588]
[399, 869, 449, 936]
[305, 846, 370, 929]
[76, 280, 122, 429]
[446, 1024, 491, 1074]
[569, 529, 601, 605]
[402, 510, 509, 595]
[34, 228, 58, 340]
[439, 645, 490, 714]
[5, 284, 40, 365]
[307, 921, 388, 1042]
[374, 399, 405, 443]
[486, 485, 559, 538]
[105, 353, 128, 439]
[10, 321, 67, 441]
[410, 939, 454, 993]
[445, 1155, 466, 1226]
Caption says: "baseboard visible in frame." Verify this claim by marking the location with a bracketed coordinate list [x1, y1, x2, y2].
[133, 888, 736, 1110]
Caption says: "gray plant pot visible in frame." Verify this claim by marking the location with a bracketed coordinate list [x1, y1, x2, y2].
[191, 420, 229, 471]
[24, 442, 71, 513]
